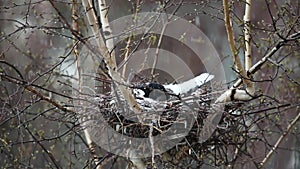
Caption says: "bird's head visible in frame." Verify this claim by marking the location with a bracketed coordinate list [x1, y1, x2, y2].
[133, 82, 169, 101]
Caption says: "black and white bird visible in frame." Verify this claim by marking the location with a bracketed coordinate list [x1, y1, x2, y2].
[133, 73, 214, 101]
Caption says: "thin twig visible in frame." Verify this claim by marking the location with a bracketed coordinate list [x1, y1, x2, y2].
[1, 74, 73, 113]
[232, 31, 300, 89]
[122, 0, 140, 78]
[151, 0, 183, 77]
[259, 111, 300, 168]
[72, 1, 102, 168]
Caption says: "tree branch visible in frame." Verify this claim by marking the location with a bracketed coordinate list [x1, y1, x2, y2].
[217, 1, 300, 103]
[223, 0, 250, 87]
[72, 1, 102, 168]
[82, 1, 146, 168]
[243, 0, 254, 91]
[1, 74, 73, 113]
[81, 0, 143, 118]
[232, 31, 300, 89]
[259, 111, 300, 168]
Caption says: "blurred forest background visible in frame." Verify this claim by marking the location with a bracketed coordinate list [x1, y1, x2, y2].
[0, 0, 299, 168]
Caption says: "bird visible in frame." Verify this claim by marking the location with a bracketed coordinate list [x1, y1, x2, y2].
[134, 82, 170, 101]
[133, 73, 214, 101]
[164, 73, 214, 96]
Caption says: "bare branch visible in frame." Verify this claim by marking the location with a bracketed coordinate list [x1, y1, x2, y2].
[223, 0, 250, 87]
[243, 0, 254, 90]
[1, 74, 73, 113]
[72, 1, 102, 168]
[98, 0, 116, 63]
[81, 0, 143, 119]
[260, 111, 300, 168]
[233, 31, 300, 89]
[217, 0, 255, 103]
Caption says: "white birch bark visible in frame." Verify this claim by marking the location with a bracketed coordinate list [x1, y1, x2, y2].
[97, 0, 116, 64]
[97, 1, 146, 168]
[81, 0, 146, 168]
[81, 0, 142, 117]
[216, 0, 254, 103]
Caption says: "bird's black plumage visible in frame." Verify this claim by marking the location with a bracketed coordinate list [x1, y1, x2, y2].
[136, 82, 167, 97]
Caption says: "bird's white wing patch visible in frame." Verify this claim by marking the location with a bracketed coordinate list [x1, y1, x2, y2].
[194, 73, 214, 86]
[164, 73, 214, 95]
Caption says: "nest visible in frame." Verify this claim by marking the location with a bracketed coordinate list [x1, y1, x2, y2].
[80, 83, 256, 168]
[98, 84, 213, 139]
